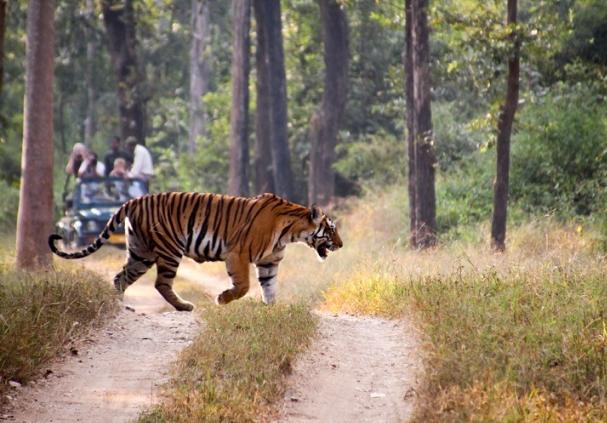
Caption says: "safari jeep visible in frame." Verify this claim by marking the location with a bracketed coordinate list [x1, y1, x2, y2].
[55, 177, 148, 248]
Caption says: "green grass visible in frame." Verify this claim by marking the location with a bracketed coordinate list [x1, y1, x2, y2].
[0, 260, 119, 389]
[138, 300, 317, 423]
[409, 268, 607, 421]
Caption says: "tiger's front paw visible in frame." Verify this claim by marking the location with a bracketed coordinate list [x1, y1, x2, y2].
[261, 294, 276, 305]
[215, 291, 230, 305]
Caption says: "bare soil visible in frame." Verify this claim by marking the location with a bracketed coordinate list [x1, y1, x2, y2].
[5, 258, 200, 423]
[276, 313, 421, 423]
[5, 254, 421, 423]
[6, 309, 198, 423]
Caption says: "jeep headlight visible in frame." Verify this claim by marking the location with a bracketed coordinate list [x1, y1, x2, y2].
[86, 221, 99, 232]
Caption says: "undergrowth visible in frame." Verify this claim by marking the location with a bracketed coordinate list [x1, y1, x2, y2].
[0, 260, 118, 390]
[315, 185, 607, 421]
[410, 268, 607, 421]
[138, 300, 316, 423]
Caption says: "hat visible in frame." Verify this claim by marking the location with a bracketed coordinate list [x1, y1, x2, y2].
[125, 136, 138, 147]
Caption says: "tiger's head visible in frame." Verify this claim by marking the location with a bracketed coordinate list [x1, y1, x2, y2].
[305, 204, 343, 261]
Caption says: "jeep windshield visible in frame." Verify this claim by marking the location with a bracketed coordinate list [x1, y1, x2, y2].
[76, 177, 147, 207]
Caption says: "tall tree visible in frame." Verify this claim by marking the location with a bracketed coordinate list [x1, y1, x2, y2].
[411, 0, 437, 248]
[308, 0, 349, 206]
[16, 0, 55, 269]
[404, 0, 417, 247]
[253, 0, 295, 200]
[83, 0, 96, 146]
[188, 0, 211, 153]
[253, 0, 274, 194]
[228, 0, 251, 196]
[102, 0, 147, 144]
[0, 0, 6, 97]
[491, 0, 520, 252]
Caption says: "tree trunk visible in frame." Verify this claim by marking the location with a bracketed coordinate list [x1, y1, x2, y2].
[491, 0, 520, 252]
[102, 0, 147, 145]
[0, 0, 6, 97]
[16, 0, 55, 270]
[253, 0, 274, 194]
[228, 0, 251, 196]
[411, 0, 437, 248]
[188, 0, 211, 153]
[307, 0, 349, 207]
[254, 0, 295, 200]
[404, 0, 417, 247]
[84, 0, 95, 147]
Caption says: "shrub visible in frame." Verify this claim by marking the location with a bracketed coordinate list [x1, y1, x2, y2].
[511, 82, 607, 215]
[435, 154, 494, 238]
[433, 101, 484, 170]
[334, 132, 406, 187]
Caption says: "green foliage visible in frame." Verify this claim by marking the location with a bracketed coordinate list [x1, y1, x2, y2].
[560, 0, 607, 67]
[0, 181, 20, 232]
[433, 101, 484, 169]
[511, 82, 607, 215]
[435, 155, 494, 238]
[334, 132, 405, 186]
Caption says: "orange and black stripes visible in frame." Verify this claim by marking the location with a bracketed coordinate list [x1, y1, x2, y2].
[48, 191, 339, 311]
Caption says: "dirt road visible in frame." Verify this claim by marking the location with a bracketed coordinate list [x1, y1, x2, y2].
[7, 271, 199, 423]
[7, 255, 420, 423]
[276, 313, 421, 423]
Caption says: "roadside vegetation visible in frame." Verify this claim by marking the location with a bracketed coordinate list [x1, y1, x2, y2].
[138, 300, 316, 423]
[304, 185, 607, 421]
[0, 244, 118, 395]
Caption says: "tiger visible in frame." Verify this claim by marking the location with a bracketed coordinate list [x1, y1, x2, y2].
[48, 192, 343, 311]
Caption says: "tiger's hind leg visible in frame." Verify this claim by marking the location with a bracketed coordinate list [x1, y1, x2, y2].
[113, 251, 155, 293]
[114, 221, 155, 293]
[255, 263, 279, 304]
[155, 256, 194, 312]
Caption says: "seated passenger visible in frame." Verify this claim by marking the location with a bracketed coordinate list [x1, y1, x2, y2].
[104, 135, 133, 174]
[109, 158, 128, 178]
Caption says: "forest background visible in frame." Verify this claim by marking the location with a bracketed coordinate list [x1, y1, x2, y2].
[1, 1, 607, 421]
[1, 0, 605, 243]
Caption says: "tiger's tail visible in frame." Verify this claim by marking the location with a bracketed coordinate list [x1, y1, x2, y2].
[48, 201, 130, 259]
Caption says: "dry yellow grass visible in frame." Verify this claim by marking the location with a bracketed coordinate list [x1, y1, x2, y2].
[0, 248, 119, 394]
[277, 186, 607, 422]
[137, 301, 316, 423]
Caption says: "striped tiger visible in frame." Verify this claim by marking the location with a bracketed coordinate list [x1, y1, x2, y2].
[48, 192, 343, 311]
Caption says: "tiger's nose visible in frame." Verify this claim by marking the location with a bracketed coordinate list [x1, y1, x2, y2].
[335, 238, 343, 249]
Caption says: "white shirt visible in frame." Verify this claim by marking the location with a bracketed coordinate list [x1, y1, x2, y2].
[78, 160, 105, 177]
[128, 144, 154, 180]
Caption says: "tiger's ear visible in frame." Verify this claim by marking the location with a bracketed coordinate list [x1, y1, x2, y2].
[310, 204, 323, 225]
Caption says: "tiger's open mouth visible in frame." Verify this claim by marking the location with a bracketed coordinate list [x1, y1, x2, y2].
[316, 243, 329, 260]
